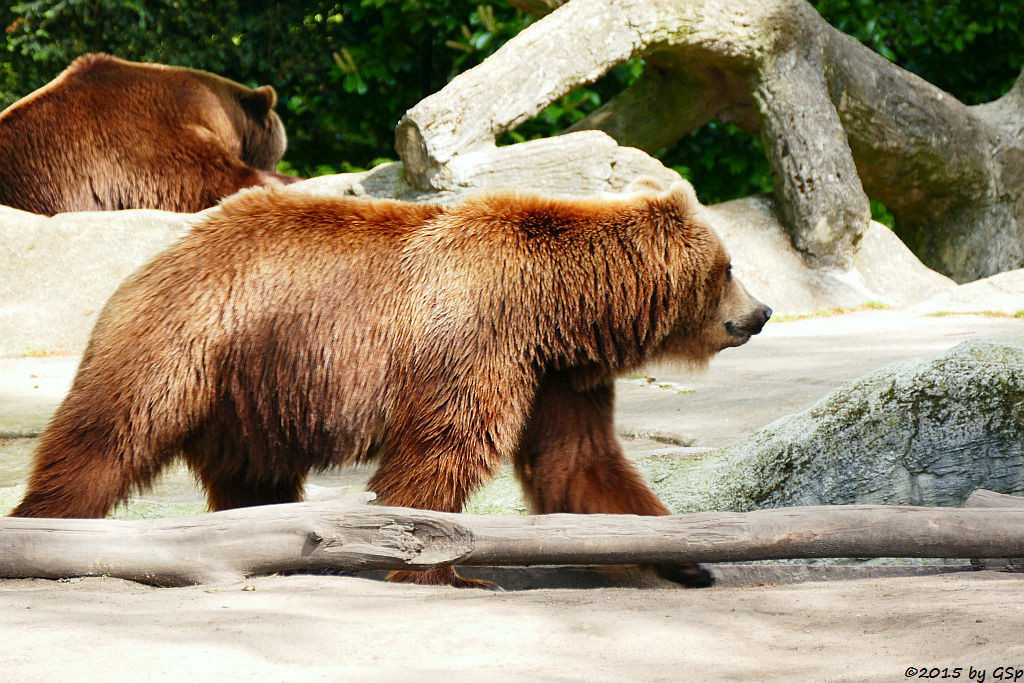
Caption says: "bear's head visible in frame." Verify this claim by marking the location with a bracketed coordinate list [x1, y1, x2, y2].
[65, 55, 290, 174]
[184, 66, 288, 172]
[637, 180, 772, 366]
[699, 262, 772, 350]
[231, 84, 288, 171]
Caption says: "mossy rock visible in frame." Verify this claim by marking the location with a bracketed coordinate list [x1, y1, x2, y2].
[641, 336, 1024, 513]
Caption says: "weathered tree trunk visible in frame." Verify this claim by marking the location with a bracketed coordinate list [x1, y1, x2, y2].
[398, 0, 1023, 280]
[4, 498, 1024, 586]
[965, 489, 1024, 572]
[823, 33, 1024, 282]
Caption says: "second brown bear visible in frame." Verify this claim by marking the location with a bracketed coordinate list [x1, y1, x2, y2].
[0, 54, 298, 215]
[11, 181, 772, 588]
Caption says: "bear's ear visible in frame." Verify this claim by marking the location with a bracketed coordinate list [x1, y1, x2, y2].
[662, 180, 699, 209]
[641, 179, 700, 229]
[240, 85, 277, 118]
[625, 177, 665, 194]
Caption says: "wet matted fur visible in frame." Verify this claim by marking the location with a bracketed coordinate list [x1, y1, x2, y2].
[12, 183, 771, 588]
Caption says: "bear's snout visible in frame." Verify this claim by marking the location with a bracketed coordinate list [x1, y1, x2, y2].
[725, 304, 772, 340]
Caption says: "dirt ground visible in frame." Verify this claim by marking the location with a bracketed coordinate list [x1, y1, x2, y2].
[2, 305, 1024, 681]
[2, 571, 1023, 682]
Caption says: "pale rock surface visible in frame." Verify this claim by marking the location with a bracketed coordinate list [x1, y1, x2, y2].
[0, 206, 194, 355]
[911, 269, 1024, 316]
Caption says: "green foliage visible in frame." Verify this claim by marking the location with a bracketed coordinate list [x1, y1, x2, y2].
[870, 200, 895, 228]
[2, 1, 530, 177]
[2, 1, 1021, 198]
[664, 122, 772, 205]
[815, 0, 1024, 105]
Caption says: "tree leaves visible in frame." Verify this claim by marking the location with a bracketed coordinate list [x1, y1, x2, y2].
[2, 1, 1021, 195]
[1, 1, 529, 177]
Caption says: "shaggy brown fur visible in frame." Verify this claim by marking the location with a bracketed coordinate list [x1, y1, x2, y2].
[0, 54, 298, 215]
[11, 182, 771, 589]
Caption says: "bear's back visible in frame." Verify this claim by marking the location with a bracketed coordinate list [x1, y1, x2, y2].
[0, 54, 290, 214]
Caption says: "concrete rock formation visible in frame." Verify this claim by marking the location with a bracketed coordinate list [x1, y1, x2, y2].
[640, 337, 1024, 513]
[0, 206, 194, 356]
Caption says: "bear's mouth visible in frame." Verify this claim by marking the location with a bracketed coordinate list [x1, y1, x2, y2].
[723, 321, 753, 347]
[724, 321, 747, 339]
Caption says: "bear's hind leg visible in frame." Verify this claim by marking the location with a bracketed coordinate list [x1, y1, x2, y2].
[11, 413, 169, 519]
[514, 373, 715, 588]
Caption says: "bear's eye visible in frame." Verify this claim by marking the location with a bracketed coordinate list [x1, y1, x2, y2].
[725, 265, 733, 282]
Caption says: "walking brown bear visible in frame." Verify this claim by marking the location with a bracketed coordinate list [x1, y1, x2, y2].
[0, 53, 298, 215]
[11, 180, 772, 588]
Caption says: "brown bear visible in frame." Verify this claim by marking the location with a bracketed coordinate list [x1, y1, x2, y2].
[0, 53, 299, 215]
[11, 181, 772, 588]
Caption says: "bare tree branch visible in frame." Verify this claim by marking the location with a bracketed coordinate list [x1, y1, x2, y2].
[396, 0, 1024, 279]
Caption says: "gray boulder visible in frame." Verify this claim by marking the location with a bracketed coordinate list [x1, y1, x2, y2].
[640, 337, 1024, 512]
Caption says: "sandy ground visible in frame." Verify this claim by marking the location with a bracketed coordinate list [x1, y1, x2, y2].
[2, 572, 1023, 682]
[2, 307, 1024, 681]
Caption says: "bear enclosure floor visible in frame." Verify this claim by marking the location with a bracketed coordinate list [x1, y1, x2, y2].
[1, 570, 1022, 681]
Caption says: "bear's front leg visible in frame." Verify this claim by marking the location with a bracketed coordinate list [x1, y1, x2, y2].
[514, 372, 715, 588]
[368, 425, 511, 590]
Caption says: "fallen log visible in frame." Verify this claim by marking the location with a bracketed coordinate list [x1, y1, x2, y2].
[964, 488, 1024, 572]
[4, 498, 1024, 586]
[965, 489, 1024, 510]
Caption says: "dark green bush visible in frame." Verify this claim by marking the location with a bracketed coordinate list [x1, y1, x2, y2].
[2, 1, 1020, 205]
